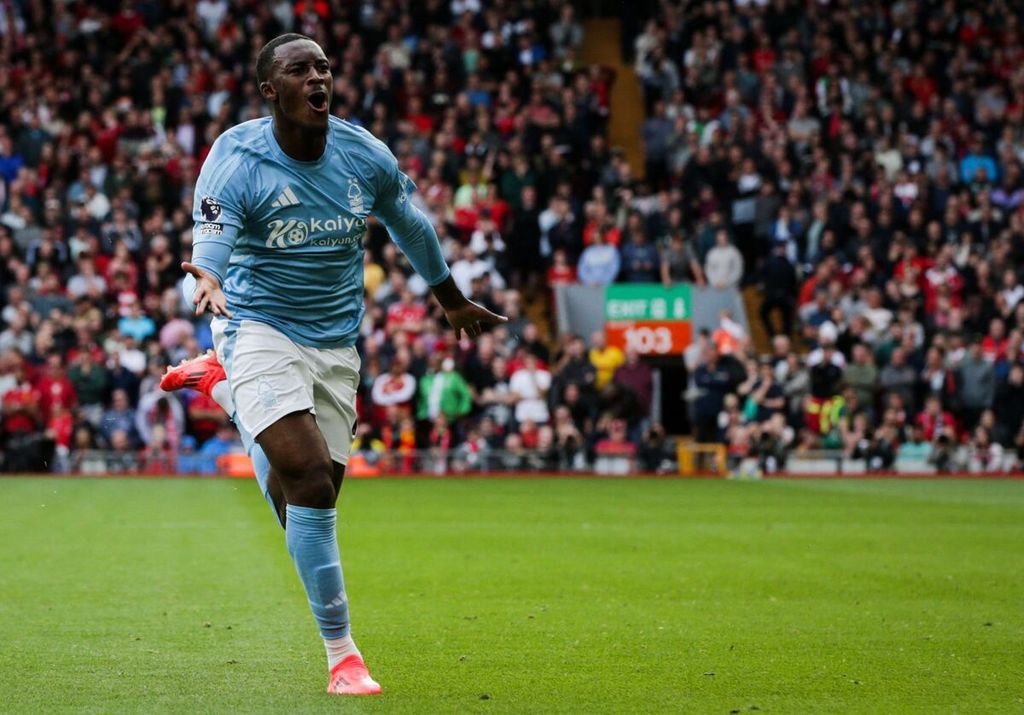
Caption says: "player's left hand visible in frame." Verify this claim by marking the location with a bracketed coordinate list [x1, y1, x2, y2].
[430, 275, 507, 339]
[182, 262, 234, 318]
[444, 300, 509, 340]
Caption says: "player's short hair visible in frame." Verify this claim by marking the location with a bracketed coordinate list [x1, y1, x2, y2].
[256, 33, 315, 86]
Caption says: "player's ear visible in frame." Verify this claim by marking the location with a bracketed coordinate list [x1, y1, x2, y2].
[260, 80, 277, 102]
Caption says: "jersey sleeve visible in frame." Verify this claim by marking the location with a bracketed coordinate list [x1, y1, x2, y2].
[190, 136, 247, 284]
[372, 147, 451, 286]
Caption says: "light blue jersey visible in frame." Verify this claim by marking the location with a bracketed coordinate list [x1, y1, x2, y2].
[190, 116, 449, 348]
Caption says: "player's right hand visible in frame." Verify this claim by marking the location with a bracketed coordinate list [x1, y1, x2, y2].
[182, 262, 234, 318]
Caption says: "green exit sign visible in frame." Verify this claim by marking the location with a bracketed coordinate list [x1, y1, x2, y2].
[604, 284, 691, 322]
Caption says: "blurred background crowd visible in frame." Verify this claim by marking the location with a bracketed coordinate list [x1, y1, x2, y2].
[1, 0, 1023, 474]
[642, 0, 1024, 474]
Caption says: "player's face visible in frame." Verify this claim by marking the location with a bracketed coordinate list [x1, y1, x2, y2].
[265, 40, 332, 132]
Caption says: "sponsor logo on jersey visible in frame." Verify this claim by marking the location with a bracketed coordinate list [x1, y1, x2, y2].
[200, 196, 222, 221]
[197, 222, 223, 235]
[265, 215, 367, 249]
[266, 218, 309, 248]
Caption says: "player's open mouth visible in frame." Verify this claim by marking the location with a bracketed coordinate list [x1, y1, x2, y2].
[307, 91, 328, 113]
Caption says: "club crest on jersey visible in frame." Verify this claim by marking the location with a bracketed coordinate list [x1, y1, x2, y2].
[347, 178, 365, 214]
[200, 196, 222, 221]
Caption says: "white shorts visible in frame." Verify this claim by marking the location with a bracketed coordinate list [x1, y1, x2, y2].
[211, 319, 361, 465]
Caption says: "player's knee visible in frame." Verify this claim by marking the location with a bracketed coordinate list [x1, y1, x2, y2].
[283, 456, 336, 508]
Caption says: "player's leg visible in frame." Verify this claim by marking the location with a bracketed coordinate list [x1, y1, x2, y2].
[256, 413, 379, 694]
[251, 442, 288, 528]
[291, 343, 378, 692]
[228, 322, 376, 692]
[256, 411, 335, 505]
[331, 460, 344, 498]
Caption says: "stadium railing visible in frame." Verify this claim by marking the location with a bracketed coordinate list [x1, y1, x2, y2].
[26, 447, 1021, 477]
[44, 448, 663, 476]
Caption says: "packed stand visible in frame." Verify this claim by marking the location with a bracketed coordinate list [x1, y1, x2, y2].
[629, 0, 1024, 473]
[0, 0, 676, 474]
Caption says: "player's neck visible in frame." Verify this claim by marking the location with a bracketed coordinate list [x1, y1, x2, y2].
[272, 119, 327, 162]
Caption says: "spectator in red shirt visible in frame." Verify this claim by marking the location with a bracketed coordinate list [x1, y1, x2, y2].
[981, 318, 1009, 363]
[405, 96, 434, 136]
[915, 396, 958, 443]
[187, 391, 226, 446]
[3, 364, 42, 439]
[596, 419, 638, 456]
[47, 404, 74, 452]
[369, 354, 418, 425]
[34, 353, 77, 423]
[386, 289, 428, 342]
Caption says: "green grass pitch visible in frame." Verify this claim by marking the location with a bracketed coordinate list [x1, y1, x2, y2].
[1, 476, 1023, 713]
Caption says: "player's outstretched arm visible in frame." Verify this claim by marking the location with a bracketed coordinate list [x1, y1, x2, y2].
[429, 274, 508, 339]
[370, 139, 507, 338]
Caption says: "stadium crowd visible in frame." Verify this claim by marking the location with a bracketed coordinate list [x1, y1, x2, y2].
[3, 0, 1024, 475]
[638, 0, 1024, 473]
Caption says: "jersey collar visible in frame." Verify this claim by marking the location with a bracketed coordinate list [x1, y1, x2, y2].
[263, 118, 334, 169]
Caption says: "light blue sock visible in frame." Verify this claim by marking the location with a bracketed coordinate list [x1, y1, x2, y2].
[230, 415, 284, 529]
[250, 445, 283, 527]
[285, 504, 350, 640]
